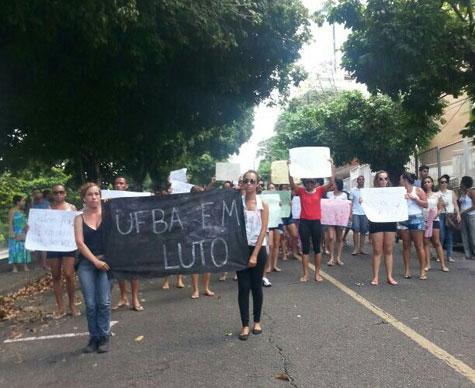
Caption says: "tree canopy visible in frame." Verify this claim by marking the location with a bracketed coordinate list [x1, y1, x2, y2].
[0, 0, 311, 188]
[320, 0, 474, 137]
[259, 90, 439, 183]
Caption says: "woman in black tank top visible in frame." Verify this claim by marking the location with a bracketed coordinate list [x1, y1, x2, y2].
[74, 183, 112, 354]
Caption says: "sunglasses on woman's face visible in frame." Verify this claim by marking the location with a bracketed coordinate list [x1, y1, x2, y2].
[440, 181, 447, 184]
[53, 190, 65, 195]
[243, 178, 256, 184]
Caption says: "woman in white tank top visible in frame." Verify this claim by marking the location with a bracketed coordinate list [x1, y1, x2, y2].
[237, 170, 269, 341]
[398, 173, 428, 280]
[421, 177, 449, 273]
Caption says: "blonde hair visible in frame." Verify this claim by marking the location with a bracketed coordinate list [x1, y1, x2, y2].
[80, 182, 101, 200]
[373, 170, 391, 187]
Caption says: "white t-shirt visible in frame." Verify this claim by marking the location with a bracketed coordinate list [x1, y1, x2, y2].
[327, 191, 348, 201]
[291, 196, 301, 219]
[243, 196, 266, 246]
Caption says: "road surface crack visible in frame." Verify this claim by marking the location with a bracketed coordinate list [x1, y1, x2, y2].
[263, 310, 298, 387]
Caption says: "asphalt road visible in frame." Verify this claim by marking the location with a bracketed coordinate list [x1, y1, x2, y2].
[0, 242, 474, 388]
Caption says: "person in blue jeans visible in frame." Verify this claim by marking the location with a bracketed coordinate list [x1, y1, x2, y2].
[438, 175, 461, 262]
[74, 183, 112, 353]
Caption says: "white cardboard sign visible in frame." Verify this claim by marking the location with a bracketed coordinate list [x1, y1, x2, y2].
[289, 147, 331, 178]
[101, 190, 152, 199]
[171, 180, 194, 194]
[215, 163, 241, 182]
[360, 187, 408, 222]
[170, 168, 188, 183]
[25, 209, 82, 251]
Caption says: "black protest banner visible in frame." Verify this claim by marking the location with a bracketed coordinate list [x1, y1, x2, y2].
[102, 190, 249, 280]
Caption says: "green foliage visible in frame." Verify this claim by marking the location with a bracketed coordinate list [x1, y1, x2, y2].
[0, 0, 311, 187]
[322, 0, 474, 136]
[0, 166, 75, 247]
[264, 90, 439, 183]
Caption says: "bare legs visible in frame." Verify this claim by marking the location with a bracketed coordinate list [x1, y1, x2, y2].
[424, 229, 448, 271]
[191, 273, 215, 299]
[49, 257, 77, 317]
[352, 232, 367, 255]
[371, 232, 397, 285]
[401, 230, 426, 279]
[286, 223, 301, 259]
[268, 230, 281, 272]
[162, 275, 184, 290]
[326, 227, 344, 266]
[301, 252, 322, 282]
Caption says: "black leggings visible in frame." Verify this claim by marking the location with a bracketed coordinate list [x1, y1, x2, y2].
[299, 219, 322, 254]
[237, 246, 267, 327]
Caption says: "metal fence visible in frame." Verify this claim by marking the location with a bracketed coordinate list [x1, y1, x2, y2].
[416, 139, 474, 186]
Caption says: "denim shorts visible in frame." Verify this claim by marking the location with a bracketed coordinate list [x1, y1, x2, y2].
[398, 214, 425, 231]
[282, 217, 295, 226]
[352, 214, 368, 234]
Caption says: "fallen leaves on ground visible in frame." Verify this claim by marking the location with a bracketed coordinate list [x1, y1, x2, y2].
[0, 273, 58, 339]
[135, 335, 144, 341]
[274, 374, 291, 381]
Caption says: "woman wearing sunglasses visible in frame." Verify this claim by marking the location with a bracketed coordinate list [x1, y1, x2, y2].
[367, 171, 398, 285]
[438, 175, 461, 263]
[288, 159, 335, 282]
[47, 184, 79, 319]
[237, 171, 269, 341]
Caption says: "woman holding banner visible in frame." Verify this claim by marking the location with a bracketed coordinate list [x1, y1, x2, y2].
[47, 184, 79, 319]
[74, 183, 112, 353]
[422, 177, 449, 273]
[398, 173, 428, 280]
[237, 170, 269, 341]
[366, 171, 398, 286]
[288, 159, 335, 282]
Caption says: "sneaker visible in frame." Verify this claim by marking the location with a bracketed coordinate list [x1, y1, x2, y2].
[262, 277, 272, 287]
[84, 338, 97, 353]
[97, 337, 109, 353]
[447, 257, 455, 263]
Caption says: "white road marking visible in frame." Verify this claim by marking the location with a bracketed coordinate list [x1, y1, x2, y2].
[3, 321, 118, 343]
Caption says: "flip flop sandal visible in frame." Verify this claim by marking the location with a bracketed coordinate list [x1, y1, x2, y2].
[53, 311, 66, 319]
[132, 304, 144, 311]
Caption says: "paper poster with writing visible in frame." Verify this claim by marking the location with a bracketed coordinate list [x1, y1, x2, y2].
[171, 180, 194, 194]
[259, 193, 281, 229]
[321, 199, 351, 226]
[170, 168, 187, 183]
[360, 187, 408, 222]
[271, 161, 290, 184]
[215, 163, 241, 182]
[101, 190, 152, 199]
[26, 209, 82, 251]
[289, 147, 331, 178]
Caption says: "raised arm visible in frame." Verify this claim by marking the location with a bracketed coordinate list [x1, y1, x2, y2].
[323, 158, 335, 192]
[287, 160, 298, 192]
